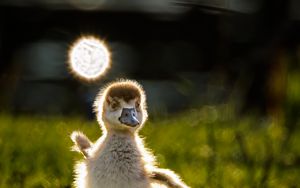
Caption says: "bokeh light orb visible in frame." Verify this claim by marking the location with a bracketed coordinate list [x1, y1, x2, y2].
[68, 36, 111, 81]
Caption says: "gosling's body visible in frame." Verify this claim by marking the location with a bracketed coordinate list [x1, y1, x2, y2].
[78, 132, 150, 188]
[71, 80, 188, 188]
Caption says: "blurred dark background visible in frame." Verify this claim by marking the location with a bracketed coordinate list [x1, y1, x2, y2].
[0, 0, 299, 119]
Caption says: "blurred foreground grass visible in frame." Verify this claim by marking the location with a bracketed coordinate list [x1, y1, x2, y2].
[0, 107, 300, 188]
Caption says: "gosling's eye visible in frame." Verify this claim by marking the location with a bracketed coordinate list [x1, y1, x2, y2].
[111, 101, 120, 110]
[135, 102, 141, 111]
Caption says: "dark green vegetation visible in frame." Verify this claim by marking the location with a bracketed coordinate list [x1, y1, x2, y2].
[0, 108, 299, 188]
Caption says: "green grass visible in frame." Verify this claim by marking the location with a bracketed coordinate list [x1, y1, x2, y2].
[0, 108, 299, 188]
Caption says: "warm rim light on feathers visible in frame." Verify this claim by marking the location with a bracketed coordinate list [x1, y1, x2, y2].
[68, 36, 111, 81]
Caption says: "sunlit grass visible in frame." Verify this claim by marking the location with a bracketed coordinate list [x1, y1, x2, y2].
[0, 109, 299, 188]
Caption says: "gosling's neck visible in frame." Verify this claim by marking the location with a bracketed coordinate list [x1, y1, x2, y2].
[102, 127, 141, 156]
[102, 120, 138, 139]
[106, 128, 137, 139]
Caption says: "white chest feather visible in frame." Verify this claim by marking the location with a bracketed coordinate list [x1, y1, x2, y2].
[75, 134, 151, 188]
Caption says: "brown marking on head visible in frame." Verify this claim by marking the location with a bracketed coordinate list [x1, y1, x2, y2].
[106, 82, 141, 103]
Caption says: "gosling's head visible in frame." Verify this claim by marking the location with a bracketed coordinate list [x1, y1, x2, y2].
[94, 79, 148, 132]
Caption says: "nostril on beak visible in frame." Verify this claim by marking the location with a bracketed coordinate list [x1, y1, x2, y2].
[119, 108, 140, 127]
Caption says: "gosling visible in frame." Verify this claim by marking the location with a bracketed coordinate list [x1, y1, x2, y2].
[71, 79, 189, 188]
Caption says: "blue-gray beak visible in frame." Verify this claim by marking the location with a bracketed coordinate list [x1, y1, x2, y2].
[119, 108, 140, 127]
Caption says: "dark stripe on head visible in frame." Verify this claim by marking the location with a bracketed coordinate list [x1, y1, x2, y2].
[106, 82, 141, 102]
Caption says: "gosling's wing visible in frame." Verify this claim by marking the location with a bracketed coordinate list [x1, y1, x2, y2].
[150, 168, 190, 188]
[71, 131, 92, 158]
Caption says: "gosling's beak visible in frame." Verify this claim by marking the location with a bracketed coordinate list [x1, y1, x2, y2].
[119, 108, 140, 127]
